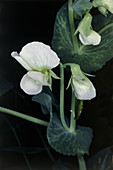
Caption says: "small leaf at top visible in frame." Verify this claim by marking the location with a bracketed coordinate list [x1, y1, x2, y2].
[47, 113, 93, 156]
[72, 0, 93, 17]
[52, 3, 113, 73]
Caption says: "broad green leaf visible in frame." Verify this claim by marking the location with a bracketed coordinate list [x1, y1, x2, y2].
[47, 113, 93, 156]
[0, 77, 13, 96]
[52, 4, 113, 73]
[32, 92, 52, 114]
[52, 3, 75, 66]
[72, 0, 93, 17]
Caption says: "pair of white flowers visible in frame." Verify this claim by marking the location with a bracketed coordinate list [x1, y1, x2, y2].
[11, 42, 96, 100]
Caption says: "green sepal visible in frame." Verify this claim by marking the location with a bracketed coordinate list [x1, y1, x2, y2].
[83, 72, 96, 77]
[72, 0, 93, 17]
[66, 76, 72, 90]
[71, 64, 85, 80]
[76, 100, 83, 120]
[47, 113, 93, 156]
[74, 12, 92, 37]
[49, 70, 60, 79]
[98, 7, 108, 17]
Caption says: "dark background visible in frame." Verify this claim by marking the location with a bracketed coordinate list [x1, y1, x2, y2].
[0, 0, 113, 169]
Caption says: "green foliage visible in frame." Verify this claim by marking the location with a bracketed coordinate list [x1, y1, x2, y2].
[75, 100, 83, 120]
[88, 146, 113, 170]
[52, 4, 113, 73]
[72, 0, 93, 17]
[74, 12, 92, 37]
[52, 3, 75, 67]
[47, 113, 93, 156]
[32, 92, 52, 114]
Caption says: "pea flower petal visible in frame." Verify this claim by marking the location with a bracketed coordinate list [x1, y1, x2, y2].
[27, 71, 49, 86]
[71, 64, 96, 100]
[20, 71, 49, 95]
[72, 76, 96, 100]
[11, 52, 32, 70]
[11, 41, 60, 71]
[79, 30, 101, 45]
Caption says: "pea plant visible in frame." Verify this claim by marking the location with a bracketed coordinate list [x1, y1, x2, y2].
[0, 0, 113, 169]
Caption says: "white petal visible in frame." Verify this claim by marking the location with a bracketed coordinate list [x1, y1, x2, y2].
[27, 71, 49, 86]
[79, 30, 101, 45]
[19, 42, 60, 71]
[20, 73, 42, 95]
[11, 52, 32, 70]
[72, 77, 96, 100]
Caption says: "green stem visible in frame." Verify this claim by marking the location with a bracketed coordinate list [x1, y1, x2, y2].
[0, 106, 48, 126]
[77, 155, 87, 170]
[68, 0, 79, 53]
[60, 63, 70, 131]
[70, 91, 76, 132]
[98, 23, 113, 34]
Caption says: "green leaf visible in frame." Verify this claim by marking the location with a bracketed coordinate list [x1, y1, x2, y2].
[52, 4, 113, 73]
[0, 77, 13, 96]
[88, 146, 113, 170]
[47, 113, 93, 156]
[32, 92, 52, 114]
[52, 3, 75, 65]
[72, 0, 93, 17]
[40, 105, 49, 115]
[43, 87, 59, 111]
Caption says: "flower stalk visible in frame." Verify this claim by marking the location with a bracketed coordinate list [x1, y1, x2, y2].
[70, 91, 76, 132]
[60, 63, 70, 131]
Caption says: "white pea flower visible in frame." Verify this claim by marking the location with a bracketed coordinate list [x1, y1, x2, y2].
[71, 64, 96, 100]
[11, 42, 60, 95]
[75, 12, 101, 46]
[93, 0, 113, 15]
[79, 29, 101, 46]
